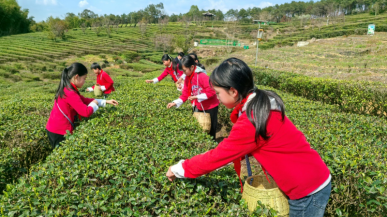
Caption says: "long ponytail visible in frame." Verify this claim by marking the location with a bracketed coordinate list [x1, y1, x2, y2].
[55, 63, 88, 100]
[246, 88, 285, 140]
[210, 58, 285, 141]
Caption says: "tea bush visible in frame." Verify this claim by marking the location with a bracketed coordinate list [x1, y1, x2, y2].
[0, 71, 386, 216]
[0, 74, 265, 216]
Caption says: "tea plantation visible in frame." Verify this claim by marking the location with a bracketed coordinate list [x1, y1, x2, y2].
[0, 23, 222, 83]
[0, 67, 386, 216]
[1, 14, 387, 216]
[235, 13, 387, 50]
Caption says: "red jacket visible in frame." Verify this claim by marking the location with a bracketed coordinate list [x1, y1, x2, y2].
[157, 65, 181, 82]
[174, 67, 219, 110]
[46, 87, 95, 135]
[181, 110, 330, 200]
[92, 70, 115, 94]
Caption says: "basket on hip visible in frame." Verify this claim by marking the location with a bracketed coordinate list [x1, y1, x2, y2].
[241, 156, 289, 216]
[94, 84, 103, 97]
[192, 103, 211, 133]
[193, 112, 211, 133]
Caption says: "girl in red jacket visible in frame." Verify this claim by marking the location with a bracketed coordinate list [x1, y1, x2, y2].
[176, 54, 207, 91]
[145, 54, 183, 88]
[46, 63, 118, 149]
[86, 63, 115, 99]
[167, 55, 219, 140]
[166, 58, 331, 217]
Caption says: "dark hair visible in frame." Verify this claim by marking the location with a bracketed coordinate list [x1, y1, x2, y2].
[162, 54, 182, 74]
[188, 53, 205, 69]
[161, 54, 173, 62]
[178, 52, 184, 57]
[210, 58, 285, 141]
[173, 61, 183, 72]
[180, 55, 197, 69]
[55, 63, 88, 100]
[90, 62, 101, 70]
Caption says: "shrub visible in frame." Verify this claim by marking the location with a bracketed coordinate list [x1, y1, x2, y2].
[252, 67, 387, 118]
[204, 58, 220, 66]
[122, 51, 139, 63]
[42, 71, 61, 80]
[112, 55, 120, 62]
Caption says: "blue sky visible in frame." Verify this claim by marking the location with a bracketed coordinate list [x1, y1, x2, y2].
[18, 0, 287, 22]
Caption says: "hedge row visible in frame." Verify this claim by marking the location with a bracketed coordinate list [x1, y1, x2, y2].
[0, 82, 55, 193]
[252, 67, 387, 118]
[259, 24, 387, 50]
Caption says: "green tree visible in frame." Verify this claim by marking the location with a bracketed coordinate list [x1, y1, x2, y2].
[0, 0, 34, 36]
[65, 13, 80, 29]
[144, 2, 164, 24]
[46, 16, 68, 40]
[186, 5, 201, 21]
[78, 9, 97, 27]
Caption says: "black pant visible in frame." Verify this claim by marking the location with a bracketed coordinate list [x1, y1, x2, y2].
[194, 106, 218, 140]
[46, 129, 65, 149]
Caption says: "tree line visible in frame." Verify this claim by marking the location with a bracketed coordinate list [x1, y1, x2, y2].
[1, 0, 386, 37]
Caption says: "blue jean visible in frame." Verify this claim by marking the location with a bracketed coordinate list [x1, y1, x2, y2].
[288, 181, 331, 217]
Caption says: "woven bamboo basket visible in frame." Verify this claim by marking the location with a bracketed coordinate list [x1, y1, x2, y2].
[94, 84, 103, 97]
[242, 175, 289, 216]
[193, 112, 211, 133]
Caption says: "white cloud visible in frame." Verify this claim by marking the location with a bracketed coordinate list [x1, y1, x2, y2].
[87, 6, 102, 13]
[235, 2, 274, 10]
[257, 1, 274, 8]
[79, 0, 89, 7]
[35, 0, 57, 5]
[205, 0, 229, 13]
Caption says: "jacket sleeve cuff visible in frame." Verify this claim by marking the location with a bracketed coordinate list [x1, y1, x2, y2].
[88, 102, 99, 113]
[100, 85, 106, 91]
[87, 87, 93, 91]
[196, 93, 208, 102]
[95, 99, 106, 107]
[153, 78, 159, 84]
[172, 98, 184, 108]
[171, 160, 186, 178]
[177, 83, 184, 92]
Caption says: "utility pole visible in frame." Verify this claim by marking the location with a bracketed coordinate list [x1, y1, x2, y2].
[253, 20, 267, 66]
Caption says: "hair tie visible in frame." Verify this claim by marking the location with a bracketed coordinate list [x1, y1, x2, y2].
[251, 86, 258, 93]
[63, 67, 70, 79]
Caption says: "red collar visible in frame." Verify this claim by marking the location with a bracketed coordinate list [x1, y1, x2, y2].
[230, 93, 253, 124]
[71, 83, 79, 94]
[187, 66, 196, 81]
